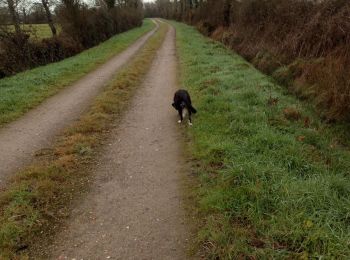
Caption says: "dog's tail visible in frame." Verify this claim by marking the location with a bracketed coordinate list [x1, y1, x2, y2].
[189, 105, 197, 114]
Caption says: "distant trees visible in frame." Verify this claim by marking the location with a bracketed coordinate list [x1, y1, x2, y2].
[56, 0, 142, 48]
[145, 0, 350, 120]
[0, 0, 56, 27]
[144, 0, 203, 20]
[0, 0, 143, 77]
[26, 3, 47, 24]
[0, 7, 10, 24]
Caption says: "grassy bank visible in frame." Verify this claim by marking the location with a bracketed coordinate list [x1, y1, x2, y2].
[0, 19, 154, 126]
[172, 21, 350, 258]
[0, 21, 167, 259]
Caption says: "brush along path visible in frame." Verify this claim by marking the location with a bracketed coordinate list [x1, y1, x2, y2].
[48, 25, 190, 259]
[0, 23, 157, 186]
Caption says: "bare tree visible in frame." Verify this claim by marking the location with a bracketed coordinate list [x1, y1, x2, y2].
[41, 0, 57, 36]
[102, 0, 116, 9]
[0, 6, 11, 24]
[22, 6, 26, 23]
[6, 0, 20, 32]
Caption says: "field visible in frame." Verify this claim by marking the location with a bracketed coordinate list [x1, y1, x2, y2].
[21, 24, 60, 39]
[0, 19, 154, 126]
[173, 21, 350, 258]
[5, 24, 61, 39]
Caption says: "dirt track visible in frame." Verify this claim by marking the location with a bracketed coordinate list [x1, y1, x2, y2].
[0, 25, 157, 186]
[47, 25, 190, 259]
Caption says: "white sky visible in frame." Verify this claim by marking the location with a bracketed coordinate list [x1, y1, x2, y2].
[143, 0, 155, 2]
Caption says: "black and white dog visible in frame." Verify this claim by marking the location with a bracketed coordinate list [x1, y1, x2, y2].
[172, 89, 197, 125]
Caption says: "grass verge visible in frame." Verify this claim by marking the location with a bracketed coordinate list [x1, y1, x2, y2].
[0, 21, 167, 259]
[172, 21, 350, 258]
[0, 19, 154, 126]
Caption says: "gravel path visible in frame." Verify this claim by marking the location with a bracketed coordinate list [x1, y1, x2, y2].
[48, 25, 190, 260]
[0, 24, 157, 186]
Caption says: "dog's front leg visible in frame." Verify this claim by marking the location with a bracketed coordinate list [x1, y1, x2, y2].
[188, 110, 193, 126]
[178, 109, 183, 123]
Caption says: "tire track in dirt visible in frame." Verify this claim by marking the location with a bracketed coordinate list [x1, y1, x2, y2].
[0, 23, 157, 186]
[47, 24, 190, 259]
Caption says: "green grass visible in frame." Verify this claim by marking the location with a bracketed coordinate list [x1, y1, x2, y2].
[22, 24, 60, 39]
[0, 19, 154, 126]
[5, 24, 61, 39]
[172, 21, 350, 258]
[0, 21, 167, 259]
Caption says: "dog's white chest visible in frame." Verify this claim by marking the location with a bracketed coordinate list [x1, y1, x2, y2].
[182, 108, 188, 119]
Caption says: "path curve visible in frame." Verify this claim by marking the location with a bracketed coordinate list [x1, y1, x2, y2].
[46, 24, 190, 259]
[0, 22, 158, 186]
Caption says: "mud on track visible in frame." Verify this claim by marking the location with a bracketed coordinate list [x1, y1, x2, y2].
[46, 25, 191, 259]
[0, 24, 157, 187]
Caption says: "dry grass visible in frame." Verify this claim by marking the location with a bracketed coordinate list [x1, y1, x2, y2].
[0, 21, 168, 259]
[283, 107, 302, 121]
